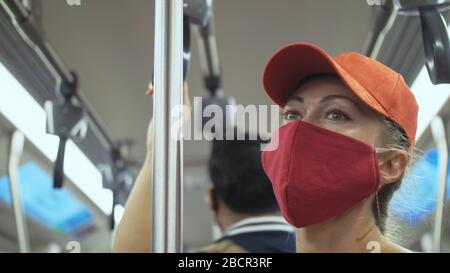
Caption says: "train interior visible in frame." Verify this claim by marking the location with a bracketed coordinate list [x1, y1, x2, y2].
[0, 0, 450, 253]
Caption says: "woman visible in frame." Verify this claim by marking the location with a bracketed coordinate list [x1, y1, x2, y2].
[113, 42, 418, 253]
[260, 42, 418, 253]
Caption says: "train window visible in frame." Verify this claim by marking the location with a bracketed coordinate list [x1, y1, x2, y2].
[0, 61, 113, 252]
[0, 125, 14, 252]
[390, 147, 450, 252]
[411, 66, 450, 137]
[2, 0, 450, 255]
[391, 148, 449, 224]
[386, 64, 450, 252]
[0, 162, 94, 233]
[389, 147, 441, 239]
[0, 61, 112, 215]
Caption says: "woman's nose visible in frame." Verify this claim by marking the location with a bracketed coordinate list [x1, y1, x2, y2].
[301, 113, 319, 127]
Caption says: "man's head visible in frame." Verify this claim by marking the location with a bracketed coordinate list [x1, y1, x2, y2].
[207, 132, 279, 229]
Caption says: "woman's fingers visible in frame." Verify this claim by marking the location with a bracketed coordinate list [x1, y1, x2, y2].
[146, 82, 191, 150]
[183, 81, 191, 109]
[146, 87, 154, 96]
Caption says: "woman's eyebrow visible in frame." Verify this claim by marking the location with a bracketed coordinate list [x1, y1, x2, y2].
[287, 94, 357, 106]
[287, 95, 304, 103]
[320, 95, 358, 106]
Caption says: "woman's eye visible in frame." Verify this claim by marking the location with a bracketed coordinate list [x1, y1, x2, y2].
[326, 110, 350, 121]
[282, 111, 301, 121]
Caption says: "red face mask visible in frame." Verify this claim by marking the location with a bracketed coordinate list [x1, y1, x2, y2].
[261, 120, 380, 228]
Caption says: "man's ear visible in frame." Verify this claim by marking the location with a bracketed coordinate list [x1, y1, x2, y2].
[378, 151, 409, 186]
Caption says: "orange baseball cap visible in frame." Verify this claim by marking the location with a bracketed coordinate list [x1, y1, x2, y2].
[263, 42, 419, 146]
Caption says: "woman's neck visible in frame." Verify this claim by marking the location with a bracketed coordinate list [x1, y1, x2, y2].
[296, 199, 385, 253]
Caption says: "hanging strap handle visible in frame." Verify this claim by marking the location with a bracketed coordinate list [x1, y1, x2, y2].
[420, 6, 450, 84]
[53, 137, 66, 189]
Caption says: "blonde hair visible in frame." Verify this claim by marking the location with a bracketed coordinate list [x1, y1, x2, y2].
[375, 117, 418, 235]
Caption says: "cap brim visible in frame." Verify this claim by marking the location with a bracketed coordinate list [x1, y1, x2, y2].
[263, 43, 388, 117]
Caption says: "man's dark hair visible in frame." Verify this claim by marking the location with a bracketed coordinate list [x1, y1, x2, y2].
[208, 131, 279, 214]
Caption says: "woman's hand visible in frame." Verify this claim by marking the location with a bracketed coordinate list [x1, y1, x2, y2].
[146, 82, 191, 152]
[113, 81, 191, 253]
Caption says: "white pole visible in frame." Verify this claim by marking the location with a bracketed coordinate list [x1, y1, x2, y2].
[8, 130, 30, 253]
[430, 116, 448, 253]
[152, 0, 184, 253]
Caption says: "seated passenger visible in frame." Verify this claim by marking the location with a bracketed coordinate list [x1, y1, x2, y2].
[196, 132, 295, 253]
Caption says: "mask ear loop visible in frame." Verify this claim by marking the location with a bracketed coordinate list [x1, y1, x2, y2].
[375, 147, 384, 221]
[375, 147, 410, 157]
[375, 147, 389, 220]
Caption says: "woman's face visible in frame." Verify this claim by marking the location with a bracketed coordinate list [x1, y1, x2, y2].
[282, 76, 384, 147]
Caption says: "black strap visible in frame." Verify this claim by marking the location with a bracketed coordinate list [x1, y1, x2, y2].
[149, 16, 190, 89]
[420, 6, 450, 84]
[53, 137, 66, 189]
[183, 15, 191, 81]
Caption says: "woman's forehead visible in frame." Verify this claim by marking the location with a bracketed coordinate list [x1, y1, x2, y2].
[291, 76, 358, 101]
[286, 76, 382, 121]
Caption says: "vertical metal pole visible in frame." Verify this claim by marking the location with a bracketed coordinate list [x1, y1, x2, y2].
[7, 131, 30, 253]
[152, 0, 184, 253]
[430, 116, 448, 253]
